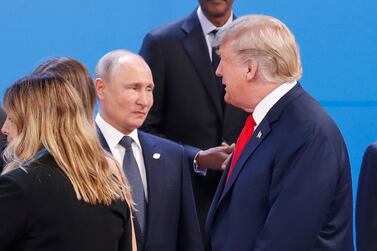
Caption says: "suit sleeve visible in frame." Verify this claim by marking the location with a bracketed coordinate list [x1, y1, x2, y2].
[139, 33, 167, 138]
[178, 145, 204, 251]
[0, 175, 28, 250]
[253, 129, 353, 251]
[356, 143, 377, 251]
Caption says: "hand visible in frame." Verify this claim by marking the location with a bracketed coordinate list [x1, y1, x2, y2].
[196, 142, 235, 171]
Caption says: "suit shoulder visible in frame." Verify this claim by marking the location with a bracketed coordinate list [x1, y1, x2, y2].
[144, 14, 193, 41]
[1, 154, 58, 191]
[139, 131, 183, 151]
[361, 142, 377, 169]
[277, 90, 347, 157]
[365, 142, 377, 155]
[285, 91, 340, 135]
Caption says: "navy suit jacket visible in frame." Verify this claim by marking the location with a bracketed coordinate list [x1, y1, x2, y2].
[356, 142, 377, 251]
[98, 128, 203, 251]
[139, 9, 248, 236]
[206, 84, 354, 251]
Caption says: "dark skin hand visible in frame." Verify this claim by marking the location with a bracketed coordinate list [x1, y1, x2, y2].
[196, 142, 234, 171]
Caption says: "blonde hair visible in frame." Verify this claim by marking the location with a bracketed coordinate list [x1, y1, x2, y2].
[218, 15, 302, 83]
[2, 73, 130, 206]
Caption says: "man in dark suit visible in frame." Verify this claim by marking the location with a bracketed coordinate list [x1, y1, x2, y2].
[139, 0, 248, 235]
[94, 50, 203, 251]
[356, 142, 377, 251]
[206, 15, 354, 250]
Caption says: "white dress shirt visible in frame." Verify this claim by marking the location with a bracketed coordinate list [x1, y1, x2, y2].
[197, 6, 233, 60]
[95, 114, 148, 200]
[253, 81, 298, 129]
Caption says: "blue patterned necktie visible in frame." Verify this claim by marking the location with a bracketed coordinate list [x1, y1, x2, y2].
[210, 29, 225, 108]
[119, 136, 146, 234]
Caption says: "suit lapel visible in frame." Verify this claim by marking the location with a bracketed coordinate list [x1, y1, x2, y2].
[213, 83, 306, 211]
[181, 11, 223, 118]
[219, 122, 271, 205]
[137, 131, 165, 243]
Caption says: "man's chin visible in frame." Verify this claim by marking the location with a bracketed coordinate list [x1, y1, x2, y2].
[224, 94, 230, 104]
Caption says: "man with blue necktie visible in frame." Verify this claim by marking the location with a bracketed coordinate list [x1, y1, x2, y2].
[94, 50, 207, 251]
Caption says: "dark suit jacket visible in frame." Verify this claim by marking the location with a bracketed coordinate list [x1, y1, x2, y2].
[139, 9, 248, 235]
[98, 129, 203, 251]
[356, 142, 377, 251]
[0, 153, 132, 251]
[0, 107, 7, 172]
[206, 84, 354, 251]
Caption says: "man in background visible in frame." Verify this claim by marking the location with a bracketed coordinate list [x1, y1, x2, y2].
[139, 0, 248, 235]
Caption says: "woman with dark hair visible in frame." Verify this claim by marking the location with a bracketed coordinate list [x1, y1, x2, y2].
[0, 73, 136, 251]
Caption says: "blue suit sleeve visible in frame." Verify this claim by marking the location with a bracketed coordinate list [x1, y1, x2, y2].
[0, 175, 28, 250]
[356, 143, 377, 251]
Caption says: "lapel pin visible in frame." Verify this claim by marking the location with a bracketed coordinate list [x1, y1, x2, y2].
[153, 153, 161, 159]
[256, 131, 262, 139]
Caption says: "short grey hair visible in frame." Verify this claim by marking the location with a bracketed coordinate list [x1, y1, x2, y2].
[95, 49, 144, 82]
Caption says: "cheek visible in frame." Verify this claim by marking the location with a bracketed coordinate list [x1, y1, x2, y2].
[147, 94, 154, 106]
[9, 126, 18, 139]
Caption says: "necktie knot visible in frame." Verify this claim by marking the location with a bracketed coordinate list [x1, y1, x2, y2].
[210, 29, 220, 48]
[119, 136, 133, 149]
[210, 29, 218, 36]
[246, 114, 256, 128]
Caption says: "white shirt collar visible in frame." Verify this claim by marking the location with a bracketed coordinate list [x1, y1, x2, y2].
[197, 6, 233, 35]
[95, 113, 141, 150]
[253, 81, 298, 126]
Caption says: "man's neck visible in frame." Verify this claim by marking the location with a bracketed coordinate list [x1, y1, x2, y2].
[206, 13, 232, 27]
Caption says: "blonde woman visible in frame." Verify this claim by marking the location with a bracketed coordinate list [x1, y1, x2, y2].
[0, 73, 136, 251]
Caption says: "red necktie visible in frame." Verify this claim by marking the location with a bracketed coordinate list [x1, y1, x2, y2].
[226, 114, 256, 184]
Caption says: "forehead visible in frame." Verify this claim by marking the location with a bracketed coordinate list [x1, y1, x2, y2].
[111, 60, 153, 86]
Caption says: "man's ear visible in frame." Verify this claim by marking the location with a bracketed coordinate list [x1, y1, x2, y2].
[246, 60, 257, 81]
[95, 78, 105, 100]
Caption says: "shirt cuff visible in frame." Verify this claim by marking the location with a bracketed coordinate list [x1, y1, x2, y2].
[193, 152, 207, 176]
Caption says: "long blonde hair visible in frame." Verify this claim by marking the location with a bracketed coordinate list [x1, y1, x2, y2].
[33, 59, 137, 250]
[2, 73, 129, 206]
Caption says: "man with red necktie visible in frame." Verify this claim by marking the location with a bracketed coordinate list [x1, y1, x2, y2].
[206, 15, 354, 251]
